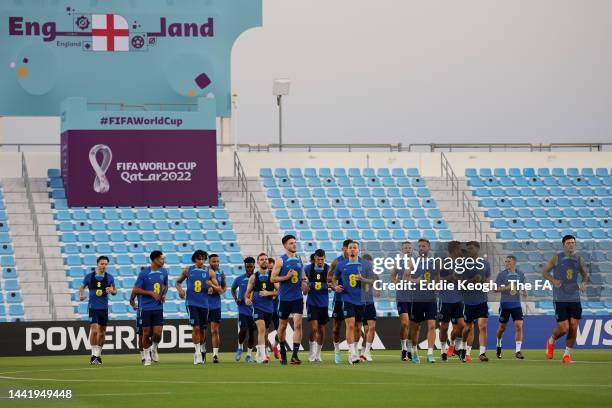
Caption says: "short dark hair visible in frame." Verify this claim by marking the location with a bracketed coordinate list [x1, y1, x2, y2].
[209, 254, 219, 260]
[96, 255, 109, 264]
[257, 252, 267, 260]
[244, 256, 255, 264]
[314, 249, 325, 258]
[348, 240, 359, 247]
[467, 241, 480, 248]
[418, 238, 430, 244]
[191, 250, 208, 262]
[362, 253, 373, 262]
[506, 255, 517, 262]
[447, 241, 461, 252]
[150, 250, 163, 262]
[268, 257, 275, 265]
[309, 253, 315, 262]
[342, 239, 353, 248]
[282, 235, 296, 245]
[562, 235, 576, 244]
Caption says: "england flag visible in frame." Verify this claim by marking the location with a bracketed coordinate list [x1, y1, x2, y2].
[92, 14, 129, 52]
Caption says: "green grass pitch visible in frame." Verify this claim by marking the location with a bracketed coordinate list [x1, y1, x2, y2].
[1, 350, 611, 407]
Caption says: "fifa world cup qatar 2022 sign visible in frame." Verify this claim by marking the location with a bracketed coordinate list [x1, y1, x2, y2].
[0, 0, 262, 117]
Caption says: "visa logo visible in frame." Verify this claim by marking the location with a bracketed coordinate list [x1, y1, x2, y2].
[576, 319, 612, 347]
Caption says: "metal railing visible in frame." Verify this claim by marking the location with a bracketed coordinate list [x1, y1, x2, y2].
[2, 142, 611, 153]
[21, 153, 56, 320]
[440, 152, 504, 272]
[233, 151, 276, 256]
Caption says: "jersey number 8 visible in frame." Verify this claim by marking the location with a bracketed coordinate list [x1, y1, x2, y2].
[194, 280, 202, 293]
[349, 274, 358, 288]
[291, 273, 299, 284]
[153, 282, 161, 295]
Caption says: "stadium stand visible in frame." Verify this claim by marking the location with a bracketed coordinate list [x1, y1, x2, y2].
[0, 181, 26, 321]
[46, 169, 245, 321]
[467, 168, 612, 315]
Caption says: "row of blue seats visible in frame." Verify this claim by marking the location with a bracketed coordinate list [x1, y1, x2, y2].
[263, 176, 425, 188]
[280, 218, 448, 231]
[466, 168, 610, 177]
[503, 241, 612, 251]
[59, 230, 237, 243]
[0, 304, 25, 316]
[493, 219, 609, 229]
[497, 229, 611, 240]
[50, 198, 224, 211]
[62, 242, 239, 255]
[283, 229, 453, 244]
[57, 219, 232, 232]
[267, 187, 430, 199]
[469, 176, 612, 187]
[273, 198, 438, 211]
[64, 252, 245, 266]
[478, 197, 609, 208]
[474, 187, 612, 197]
[487, 208, 608, 219]
[276, 208, 441, 221]
[509, 251, 612, 262]
[260, 167, 421, 178]
[68, 265, 245, 279]
[54, 208, 230, 221]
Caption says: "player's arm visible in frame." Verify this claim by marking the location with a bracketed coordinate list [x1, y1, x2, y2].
[328, 257, 339, 285]
[333, 267, 344, 293]
[302, 266, 310, 295]
[578, 256, 589, 291]
[231, 279, 241, 304]
[175, 268, 189, 299]
[129, 287, 138, 310]
[206, 269, 220, 290]
[79, 284, 87, 301]
[132, 272, 160, 300]
[542, 256, 561, 288]
[390, 264, 399, 283]
[105, 276, 117, 296]
[270, 258, 288, 283]
[245, 275, 255, 305]
[161, 274, 168, 304]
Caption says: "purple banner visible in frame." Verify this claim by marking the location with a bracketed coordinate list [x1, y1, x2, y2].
[61, 130, 217, 207]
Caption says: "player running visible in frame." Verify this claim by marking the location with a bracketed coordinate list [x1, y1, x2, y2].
[271, 235, 307, 365]
[79, 255, 116, 364]
[267, 257, 282, 360]
[361, 253, 378, 362]
[543, 235, 589, 364]
[409, 239, 437, 363]
[175, 250, 218, 364]
[246, 253, 278, 363]
[206, 254, 226, 363]
[494, 255, 527, 359]
[391, 241, 413, 361]
[131, 251, 169, 366]
[328, 239, 351, 364]
[304, 249, 330, 362]
[437, 241, 465, 361]
[460, 242, 491, 363]
[232, 257, 257, 362]
[333, 241, 375, 365]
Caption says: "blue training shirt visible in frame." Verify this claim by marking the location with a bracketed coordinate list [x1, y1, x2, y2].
[335, 258, 371, 306]
[332, 255, 347, 302]
[252, 271, 275, 314]
[82, 272, 115, 310]
[461, 259, 491, 305]
[135, 267, 169, 311]
[207, 269, 225, 310]
[232, 273, 253, 316]
[277, 254, 304, 302]
[305, 263, 329, 308]
[495, 269, 525, 309]
[552, 252, 581, 302]
[185, 265, 209, 309]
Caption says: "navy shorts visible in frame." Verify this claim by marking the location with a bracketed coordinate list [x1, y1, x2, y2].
[208, 308, 222, 324]
[464, 302, 489, 324]
[253, 309, 273, 328]
[307, 305, 329, 324]
[239, 314, 256, 331]
[363, 303, 377, 322]
[187, 306, 208, 327]
[332, 300, 345, 321]
[140, 309, 164, 328]
[410, 301, 437, 323]
[397, 301, 411, 316]
[554, 301, 582, 322]
[89, 308, 108, 326]
[343, 302, 364, 322]
[279, 299, 304, 320]
[439, 302, 464, 323]
[498, 307, 523, 324]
